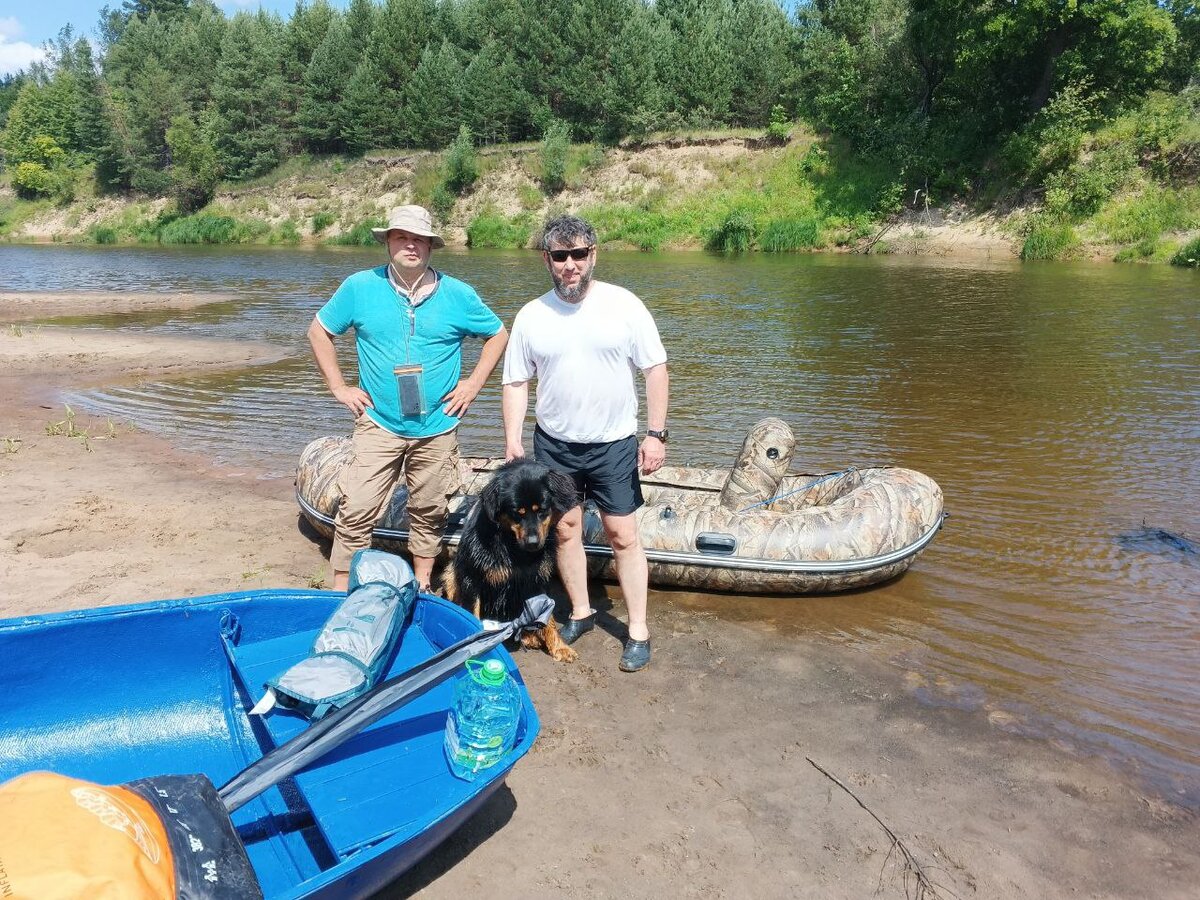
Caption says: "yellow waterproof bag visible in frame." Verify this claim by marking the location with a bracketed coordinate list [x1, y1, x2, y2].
[0, 771, 261, 900]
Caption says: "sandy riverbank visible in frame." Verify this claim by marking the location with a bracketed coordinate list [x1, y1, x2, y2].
[0, 303, 1195, 899]
[0, 290, 242, 321]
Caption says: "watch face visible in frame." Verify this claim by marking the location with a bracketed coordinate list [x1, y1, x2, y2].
[649, 429, 669, 441]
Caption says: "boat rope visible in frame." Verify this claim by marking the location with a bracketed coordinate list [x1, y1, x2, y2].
[737, 467, 857, 513]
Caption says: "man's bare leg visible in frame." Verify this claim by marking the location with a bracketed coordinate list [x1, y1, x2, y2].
[602, 511, 649, 641]
[555, 506, 593, 619]
[333, 570, 349, 593]
[412, 554, 435, 591]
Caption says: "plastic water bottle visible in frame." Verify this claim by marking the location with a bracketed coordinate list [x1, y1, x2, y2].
[444, 658, 521, 781]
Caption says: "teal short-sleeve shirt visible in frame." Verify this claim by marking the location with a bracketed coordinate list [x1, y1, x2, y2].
[316, 266, 503, 437]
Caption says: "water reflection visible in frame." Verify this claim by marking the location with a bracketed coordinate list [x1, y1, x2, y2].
[3, 243, 1198, 804]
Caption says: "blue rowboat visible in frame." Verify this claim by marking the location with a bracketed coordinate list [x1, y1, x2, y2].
[0, 589, 540, 899]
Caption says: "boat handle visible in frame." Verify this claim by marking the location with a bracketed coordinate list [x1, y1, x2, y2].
[695, 532, 737, 555]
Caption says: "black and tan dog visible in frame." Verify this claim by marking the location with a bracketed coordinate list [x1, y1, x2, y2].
[442, 458, 581, 661]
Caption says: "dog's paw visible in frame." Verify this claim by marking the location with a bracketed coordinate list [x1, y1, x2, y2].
[550, 645, 578, 663]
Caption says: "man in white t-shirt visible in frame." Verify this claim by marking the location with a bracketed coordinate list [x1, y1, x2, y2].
[501, 215, 669, 672]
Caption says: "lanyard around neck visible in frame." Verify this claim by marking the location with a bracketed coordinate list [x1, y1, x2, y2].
[388, 265, 436, 306]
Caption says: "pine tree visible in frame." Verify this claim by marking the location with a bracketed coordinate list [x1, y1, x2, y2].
[341, 55, 390, 153]
[344, 0, 377, 59]
[128, 57, 184, 192]
[0, 74, 24, 129]
[658, 0, 736, 125]
[461, 41, 526, 144]
[166, 111, 219, 210]
[354, 0, 437, 146]
[298, 15, 355, 152]
[166, 0, 227, 114]
[122, 0, 191, 22]
[599, 1, 669, 140]
[512, 0, 574, 130]
[211, 11, 286, 179]
[68, 38, 115, 162]
[281, 0, 336, 150]
[400, 40, 464, 149]
[2, 83, 67, 166]
[729, 0, 791, 126]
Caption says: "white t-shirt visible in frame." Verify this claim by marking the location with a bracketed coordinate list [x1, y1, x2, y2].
[503, 280, 667, 443]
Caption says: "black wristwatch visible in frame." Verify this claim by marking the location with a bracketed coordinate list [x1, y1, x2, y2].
[646, 428, 669, 442]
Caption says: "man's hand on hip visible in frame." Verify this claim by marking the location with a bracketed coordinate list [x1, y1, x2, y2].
[441, 378, 482, 417]
[332, 384, 372, 417]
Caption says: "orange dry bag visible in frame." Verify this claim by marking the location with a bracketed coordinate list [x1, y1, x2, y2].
[0, 772, 261, 900]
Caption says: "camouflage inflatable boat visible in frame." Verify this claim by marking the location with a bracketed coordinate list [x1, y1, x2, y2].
[295, 418, 945, 594]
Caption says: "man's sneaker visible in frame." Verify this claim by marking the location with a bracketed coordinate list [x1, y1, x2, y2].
[619, 638, 651, 672]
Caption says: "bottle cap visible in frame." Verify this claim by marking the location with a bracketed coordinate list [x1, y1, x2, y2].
[470, 658, 508, 685]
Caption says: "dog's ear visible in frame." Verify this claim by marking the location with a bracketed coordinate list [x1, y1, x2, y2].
[547, 469, 580, 514]
[480, 476, 502, 522]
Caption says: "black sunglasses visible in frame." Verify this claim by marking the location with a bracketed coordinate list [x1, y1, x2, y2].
[546, 246, 594, 262]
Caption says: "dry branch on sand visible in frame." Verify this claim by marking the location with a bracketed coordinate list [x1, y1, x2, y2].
[808, 757, 960, 900]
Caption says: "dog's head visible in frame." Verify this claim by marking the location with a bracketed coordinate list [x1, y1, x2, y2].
[480, 459, 579, 552]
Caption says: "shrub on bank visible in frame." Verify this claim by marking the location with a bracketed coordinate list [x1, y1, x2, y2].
[443, 126, 479, 195]
[540, 120, 570, 194]
[269, 219, 302, 244]
[761, 218, 822, 251]
[1169, 236, 1200, 268]
[158, 213, 237, 243]
[1094, 183, 1200, 247]
[465, 213, 532, 249]
[329, 217, 385, 246]
[1021, 219, 1078, 260]
[134, 212, 273, 244]
[706, 209, 756, 253]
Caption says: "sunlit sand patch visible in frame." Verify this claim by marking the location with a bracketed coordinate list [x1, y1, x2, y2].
[0, 291, 240, 322]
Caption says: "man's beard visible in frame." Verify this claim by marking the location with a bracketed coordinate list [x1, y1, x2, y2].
[553, 269, 592, 302]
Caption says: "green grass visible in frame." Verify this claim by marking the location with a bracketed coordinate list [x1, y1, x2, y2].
[269, 218, 302, 245]
[0, 194, 53, 238]
[760, 217, 822, 251]
[311, 210, 336, 233]
[329, 217, 385, 246]
[1, 116, 1196, 262]
[1092, 183, 1200, 247]
[1169, 235, 1200, 268]
[88, 225, 118, 244]
[466, 212, 533, 249]
[563, 144, 607, 190]
[706, 209, 756, 252]
[1021, 219, 1078, 260]
[582, 205, 691, 251]
[578, 136, 898, 251]
[155, 212, 272, 244]
[410, 156, 444, 208]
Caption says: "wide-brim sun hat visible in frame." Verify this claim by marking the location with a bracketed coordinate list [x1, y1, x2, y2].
[371, 205, 445, 249]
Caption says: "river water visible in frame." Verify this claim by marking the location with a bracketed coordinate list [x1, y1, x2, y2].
[3, 243, 1198, 805]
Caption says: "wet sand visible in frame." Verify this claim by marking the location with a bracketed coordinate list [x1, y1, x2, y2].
[0, 306, 1196, 899]
[0, 290, 241, 320]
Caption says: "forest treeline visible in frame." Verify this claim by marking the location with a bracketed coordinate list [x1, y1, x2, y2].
[0, 0, 1197, 235]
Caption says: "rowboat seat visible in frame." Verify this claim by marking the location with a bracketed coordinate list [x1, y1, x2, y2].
[224, 603, 465, 858]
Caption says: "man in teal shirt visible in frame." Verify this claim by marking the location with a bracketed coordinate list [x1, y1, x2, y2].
[308, 205, 508, 592]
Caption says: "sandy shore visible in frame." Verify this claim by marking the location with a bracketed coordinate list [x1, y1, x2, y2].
[0, 307, 1196, 899]
[0, 290, 242, 321]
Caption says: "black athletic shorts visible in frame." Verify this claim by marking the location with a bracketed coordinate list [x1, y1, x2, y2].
[533, 426, 644, 516]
